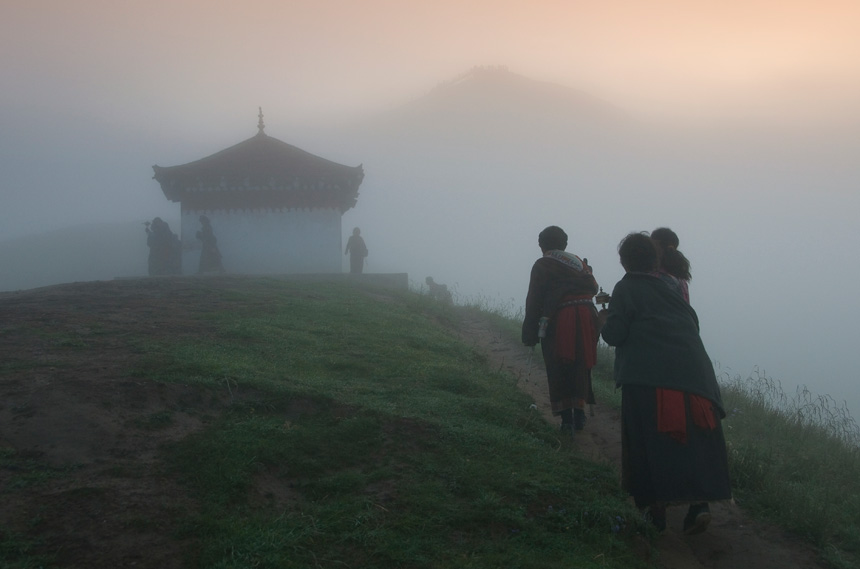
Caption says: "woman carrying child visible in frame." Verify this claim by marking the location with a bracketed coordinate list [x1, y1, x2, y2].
[598, 232, 731, 534]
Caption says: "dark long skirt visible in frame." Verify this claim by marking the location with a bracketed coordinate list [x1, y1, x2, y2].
[540, 332, 595, 415]
[198, 245, 223, 273]
[621, 384, 732, 508]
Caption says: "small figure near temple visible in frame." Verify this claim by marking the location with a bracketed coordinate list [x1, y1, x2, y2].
[425, 276, 453, 304]
[196, 215, 224, 274]
[145, 217, 181, 276]
[344, 227, 368, 274]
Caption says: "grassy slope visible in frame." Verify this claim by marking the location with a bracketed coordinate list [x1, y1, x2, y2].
[0, 278, 651, 569]
[6, 277, 858, 568]
[143, 279, 653, 568]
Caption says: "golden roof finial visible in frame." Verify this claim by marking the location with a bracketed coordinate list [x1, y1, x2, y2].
[257, 107, 265, 135]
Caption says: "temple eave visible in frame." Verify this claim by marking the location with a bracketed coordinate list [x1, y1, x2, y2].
[174, 190, 358, 213]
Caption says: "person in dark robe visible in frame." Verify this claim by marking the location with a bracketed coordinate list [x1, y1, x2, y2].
[344, 227, 368, 274]
[598, 232, 731, 535]
[522, 225, 600, 435]
[146, 217, 182, 276]
[196, 215, 223, 274]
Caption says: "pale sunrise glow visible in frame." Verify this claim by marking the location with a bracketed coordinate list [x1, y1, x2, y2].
[3, 0, 859, 124]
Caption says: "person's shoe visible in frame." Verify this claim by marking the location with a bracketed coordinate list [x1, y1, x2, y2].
[683, 503, 711, 535]
[645, 504, 666, 532]
[560, 423, 574, 437]
[573, 408, 586, 431]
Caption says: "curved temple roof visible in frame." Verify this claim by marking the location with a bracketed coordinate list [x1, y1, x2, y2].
[152, 131, 364, 213]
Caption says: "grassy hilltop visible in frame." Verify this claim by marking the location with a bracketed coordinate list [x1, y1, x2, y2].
[1, 276, 859, 568]
[0, 277, 650, 569]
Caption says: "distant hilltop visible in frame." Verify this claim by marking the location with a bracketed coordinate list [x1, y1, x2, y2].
[357, 65, 632, 150]
[413, 65, 628, 124]
[433, 65, 514, 88]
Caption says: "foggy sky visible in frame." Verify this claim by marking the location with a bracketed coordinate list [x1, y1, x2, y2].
[3, 0, 859, 240]
[5, 0, 860, 128]
[2, 0, 860, 413]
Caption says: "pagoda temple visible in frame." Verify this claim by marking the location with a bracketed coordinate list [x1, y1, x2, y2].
[152, 110, 364, 275]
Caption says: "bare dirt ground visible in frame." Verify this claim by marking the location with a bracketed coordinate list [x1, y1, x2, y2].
[0, 277, 827, 568]
[455, 313, 826, 569]
[0, 278, 241, 568]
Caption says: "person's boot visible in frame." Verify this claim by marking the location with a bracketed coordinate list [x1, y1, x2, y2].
[559, 408, 574, 437]
[573, 408, 587, 431]
[683, 503, 711, 535]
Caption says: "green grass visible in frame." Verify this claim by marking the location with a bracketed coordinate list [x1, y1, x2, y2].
[128, 279, 652, 568]
[168, 403, 642, 568]
[0, 448, 72, 490]
[7, 276, 858, 567]
[132, 410, 175, 430]
[592, 345, 621, 408]
[0, 530, 53, 569]
[719, 369, 860, 569]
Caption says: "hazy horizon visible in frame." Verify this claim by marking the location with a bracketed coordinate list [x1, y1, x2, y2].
[4, 0, 860, 240]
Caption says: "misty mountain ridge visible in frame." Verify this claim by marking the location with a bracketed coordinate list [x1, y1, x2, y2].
[404, 66, 628, 126]
[315, 66, 635, 158]
[315, 65, 858, 167]
[308, 65, 838, 178]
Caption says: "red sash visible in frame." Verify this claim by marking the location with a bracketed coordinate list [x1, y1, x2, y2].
[555, 300, 597, 368]
[656, 389, 717, 444]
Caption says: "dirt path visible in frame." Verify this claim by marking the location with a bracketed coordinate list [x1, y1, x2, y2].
[453, 312, 825, 569]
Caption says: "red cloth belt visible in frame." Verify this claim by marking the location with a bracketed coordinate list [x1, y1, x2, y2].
[656, 388, 718, 444]
[554, 297, 597, 367]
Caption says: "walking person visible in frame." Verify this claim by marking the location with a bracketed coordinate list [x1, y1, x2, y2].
[522, 226, 600, 435]
[344, 227, 368, 274]
[598, 232, 731, 534]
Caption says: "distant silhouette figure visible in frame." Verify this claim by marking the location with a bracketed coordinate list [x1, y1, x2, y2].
[145, 217, 181, 276]
[344, 227, 368, 274]
[196, 215, 223, 274]
[425, 277, 453, 304]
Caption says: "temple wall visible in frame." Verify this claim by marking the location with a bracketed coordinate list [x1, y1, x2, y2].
[180, 208, 343, 275]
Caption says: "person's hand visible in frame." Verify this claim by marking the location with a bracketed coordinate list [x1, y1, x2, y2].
[597, 309, 609, 328]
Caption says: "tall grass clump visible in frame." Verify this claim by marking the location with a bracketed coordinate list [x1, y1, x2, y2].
[459, 291, 523, 322]
[720, 367, 860, 568]
[591, 343, 621, 408]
